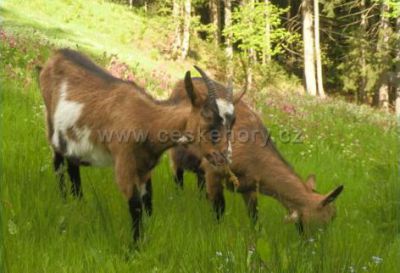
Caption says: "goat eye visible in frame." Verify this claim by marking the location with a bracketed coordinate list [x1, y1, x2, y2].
[209, 130, 220, 144]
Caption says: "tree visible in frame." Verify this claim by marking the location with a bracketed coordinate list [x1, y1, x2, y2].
[247, 0, 256, 91]
[302, 0, 317, 96]
[171, 0, 182, 58]
[358, 0, 368, 103]
[376, 1, 391, 111]
[225, 1, 298, 90]
[262, 0, 271, 64]
[180, 0, 191, 59]
[314, 0, 325, 98]
[210, 0, 222, 45]
[224, 0, 233, 80]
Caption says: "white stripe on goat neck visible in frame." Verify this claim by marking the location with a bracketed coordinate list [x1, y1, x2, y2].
[52, 81, 83, 149]
[216, 98, 234, 125]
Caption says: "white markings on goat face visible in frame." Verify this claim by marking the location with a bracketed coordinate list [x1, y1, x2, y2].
[216, 98, 234, 126]
[216, 98, 234, 163]
[52, 80, 113, 167]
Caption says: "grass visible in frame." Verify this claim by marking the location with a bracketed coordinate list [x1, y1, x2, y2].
[1, 0, 400, 272]
[0, 0, 195, 94]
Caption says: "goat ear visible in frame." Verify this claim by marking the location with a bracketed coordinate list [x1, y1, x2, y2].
[284, 210, 299, 223]
[305, 174, 316, 191]
[233, 88, 246, 105]
[321, 185, 344, 207]
[184, 71, 198, 107]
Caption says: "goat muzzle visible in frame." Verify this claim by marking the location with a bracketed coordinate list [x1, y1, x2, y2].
[205, 151, 228, 167]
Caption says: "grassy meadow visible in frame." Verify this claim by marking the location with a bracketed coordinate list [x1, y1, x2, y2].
[1, 1, 399, 272]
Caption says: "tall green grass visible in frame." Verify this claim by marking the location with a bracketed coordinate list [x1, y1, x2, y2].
[1, 1, 399, 272]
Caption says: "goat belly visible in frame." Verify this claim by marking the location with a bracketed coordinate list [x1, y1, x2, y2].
[77, 144, 113, 167]
[53, 128, 113, 167]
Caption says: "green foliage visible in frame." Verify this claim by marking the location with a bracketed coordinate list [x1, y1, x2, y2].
[320, 0, 399, 102]
[337, 38, 376, 96]
[191, 15, 215, 41]
[225, 2, 299, 58]
[373, 0, 400, 18]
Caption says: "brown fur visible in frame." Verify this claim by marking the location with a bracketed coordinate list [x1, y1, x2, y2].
[39, 49, 236, 241]
[169, 79, 344, 231]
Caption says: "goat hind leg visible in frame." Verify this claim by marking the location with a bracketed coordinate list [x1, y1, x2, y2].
[242, 190, 258, 224]
[53, 151, 66, 198]
[67, 159, 82, 198]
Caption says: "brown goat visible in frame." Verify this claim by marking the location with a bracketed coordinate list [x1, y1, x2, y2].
[169, 80, 343, 232]
[39, 49, 241, 241]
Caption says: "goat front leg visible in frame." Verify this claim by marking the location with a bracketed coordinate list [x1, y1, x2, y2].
[242, 190, 258, 224]
[142, 173, 153, 216]
[196, 170, 205, 191]
[169, 150, 184, 188]
[114, 153, 143, 242]
[204, 165, 225, 220]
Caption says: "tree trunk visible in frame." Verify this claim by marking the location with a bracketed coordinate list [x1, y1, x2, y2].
[358, 0, 367, 104]
[395, 16, 400, 117]
[210, 0, 222, 45]
[247, 49, 256, 91]
[302, 0, 317, 96]
[224, 0, 233, 80]
[180, 0, 191, 60]
[314, 0, 325, 98]
[376, 1, 390, 111]
[287, 0, 291, 22]
[171, 0, 182, 58]
[246, 0, 256, 90]
[262, 0, 271, 64]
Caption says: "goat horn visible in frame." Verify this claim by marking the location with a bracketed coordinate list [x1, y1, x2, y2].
[194, 66, 216, 101]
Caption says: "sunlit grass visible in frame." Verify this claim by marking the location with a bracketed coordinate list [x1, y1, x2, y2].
[1, 0, 188, 83]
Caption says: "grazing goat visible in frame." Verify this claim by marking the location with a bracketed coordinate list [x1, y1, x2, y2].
[39, 49, 240, 241]
[169, 80, 343, 232]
